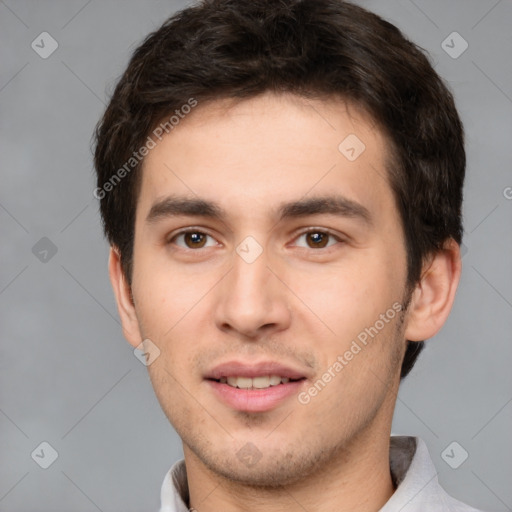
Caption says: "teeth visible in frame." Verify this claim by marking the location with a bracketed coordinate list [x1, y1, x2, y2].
[269, 375, 281, 386]
[221, 375, 295, 389]
[227, 376, 239, 387]
[253, 376, 270, 388]
[234, 376, 252, 389]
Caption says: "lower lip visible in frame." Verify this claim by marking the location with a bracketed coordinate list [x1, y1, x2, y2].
[206, 379, 305, 412]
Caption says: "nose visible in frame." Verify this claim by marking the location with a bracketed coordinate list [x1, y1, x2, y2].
[213, 246, 292, 339]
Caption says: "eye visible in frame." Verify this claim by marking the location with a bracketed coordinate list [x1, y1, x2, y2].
[293, 229, 342, 249]
[169, 229, 218, 250]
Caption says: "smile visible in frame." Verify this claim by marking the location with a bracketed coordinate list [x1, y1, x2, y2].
[215, 375, 303, 389]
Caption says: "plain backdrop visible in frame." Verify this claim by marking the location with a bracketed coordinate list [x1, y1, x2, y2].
[1, 0, 511, 511]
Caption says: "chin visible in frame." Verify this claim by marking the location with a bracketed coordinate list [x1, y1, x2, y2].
[195, 443, 329, 489]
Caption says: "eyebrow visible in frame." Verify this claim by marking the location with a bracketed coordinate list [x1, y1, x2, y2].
[146, 196, 225, 223]
[277, 196, 372, 225]
[145, 194, 372, 226]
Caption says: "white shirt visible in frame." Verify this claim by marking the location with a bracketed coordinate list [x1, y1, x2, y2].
[159, 436, 484, 512]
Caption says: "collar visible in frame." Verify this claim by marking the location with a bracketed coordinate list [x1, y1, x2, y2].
[159, 436, 482, 512]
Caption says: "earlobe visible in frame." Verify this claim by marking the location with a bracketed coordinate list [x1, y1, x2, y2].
[404, 239, 462, 342]
[108, 246, 143, 348]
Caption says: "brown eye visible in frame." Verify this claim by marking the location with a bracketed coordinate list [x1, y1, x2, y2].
[171, 231, 217, 249]
[184, 232, 207, 248]
[305, 232, 329, 248]
[294, 230, 339, 249]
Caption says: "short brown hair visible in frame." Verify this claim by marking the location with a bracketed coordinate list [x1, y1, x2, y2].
[93, 0, 465, 379]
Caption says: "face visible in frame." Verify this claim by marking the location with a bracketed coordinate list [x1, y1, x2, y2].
[122, 93, 413, 486]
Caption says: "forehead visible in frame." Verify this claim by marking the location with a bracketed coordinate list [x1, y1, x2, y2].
[136, 93, 393, 225]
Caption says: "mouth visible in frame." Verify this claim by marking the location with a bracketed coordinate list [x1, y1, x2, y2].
[208, 375, 305, 389]
[204, 361, 309, 412]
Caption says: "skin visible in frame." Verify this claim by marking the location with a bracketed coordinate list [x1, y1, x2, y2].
[109, 93, 461, 512]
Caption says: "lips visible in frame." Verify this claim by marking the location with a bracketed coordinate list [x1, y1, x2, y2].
[204, 360, 309, 412]
[205, 360, 309, 381]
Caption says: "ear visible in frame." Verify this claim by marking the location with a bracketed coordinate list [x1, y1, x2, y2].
[108, 246, 143, 348]
[404, 238, 462, 342]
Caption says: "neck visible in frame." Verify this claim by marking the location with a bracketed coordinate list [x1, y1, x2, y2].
[184, 425, 395, 512]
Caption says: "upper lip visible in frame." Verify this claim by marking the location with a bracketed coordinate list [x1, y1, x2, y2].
[205, 360, 310, 380]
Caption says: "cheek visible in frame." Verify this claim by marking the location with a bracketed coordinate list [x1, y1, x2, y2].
[147, 360, 196, 428]
[290, 256, 391, 328]
[132, 255, 209, 339]
[288, 253, 407, 384]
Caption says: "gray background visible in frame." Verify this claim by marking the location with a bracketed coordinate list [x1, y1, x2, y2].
[1, 0, 511, 510]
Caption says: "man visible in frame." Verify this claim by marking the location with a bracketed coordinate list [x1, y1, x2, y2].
[93, 1, 482, 510]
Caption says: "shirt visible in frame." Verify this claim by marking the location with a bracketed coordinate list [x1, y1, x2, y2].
[159, 436, 484, 511]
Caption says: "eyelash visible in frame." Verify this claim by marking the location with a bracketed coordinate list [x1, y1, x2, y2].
[167, 227, 345, 252]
